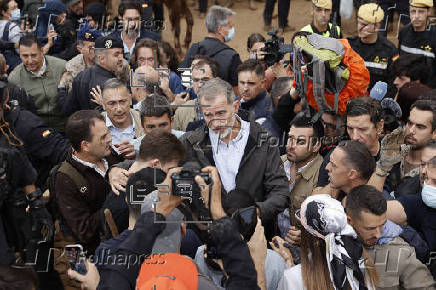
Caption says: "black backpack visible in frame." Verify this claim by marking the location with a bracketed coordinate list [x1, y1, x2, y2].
[1, 22, 21, 73]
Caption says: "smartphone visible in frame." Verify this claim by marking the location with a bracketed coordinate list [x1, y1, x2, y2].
[65, 244, 87, 275]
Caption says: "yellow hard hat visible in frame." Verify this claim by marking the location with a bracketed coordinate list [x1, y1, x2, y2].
[312, 0, 332, 10]
[358, 3, 385, 23]
[410, 0, 433, 8]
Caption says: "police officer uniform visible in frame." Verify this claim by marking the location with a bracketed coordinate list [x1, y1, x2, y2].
[57, 36, 124, 116]
[398, 0, 436, 86]
[300, 0, 342, 38]
[348, 3, 397, 92]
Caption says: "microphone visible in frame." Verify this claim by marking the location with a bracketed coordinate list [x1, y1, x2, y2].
[370, 81, 387, 101]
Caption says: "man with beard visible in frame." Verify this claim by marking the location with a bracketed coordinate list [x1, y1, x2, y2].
[108, 1, 160, 61]
[346, 185, 435, 289]
[182, 77, 289, 240]
[277, 115, 324, 240]
[57, 36, 124, 116]
[317, 97, 384, 188]
[377, 99, 436, 192]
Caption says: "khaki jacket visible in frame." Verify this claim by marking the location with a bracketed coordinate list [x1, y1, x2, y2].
[172, 99, 197, 131]
[8, 55, 66, 132]
[281, 154, 323, 227]
[366, 237, 436, 290]
[62, 54, 88, 91]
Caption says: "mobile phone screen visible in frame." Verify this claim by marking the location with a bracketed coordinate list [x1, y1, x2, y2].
[65, 245, 87, 275]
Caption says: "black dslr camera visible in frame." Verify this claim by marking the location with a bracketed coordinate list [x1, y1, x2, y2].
[171, 161, 212, 200]
[262, 29, 293, 67]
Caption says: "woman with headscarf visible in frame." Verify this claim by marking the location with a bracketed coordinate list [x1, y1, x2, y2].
[271, 194, 378, 290]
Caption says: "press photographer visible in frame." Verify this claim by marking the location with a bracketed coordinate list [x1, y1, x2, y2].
[69, 164, 260, 290]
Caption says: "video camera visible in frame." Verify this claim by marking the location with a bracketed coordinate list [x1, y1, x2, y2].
[262, 29, 293, 67]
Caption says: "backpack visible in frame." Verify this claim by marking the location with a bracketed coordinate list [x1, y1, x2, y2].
[47, 161, 88, 220]
[1, 22, 22, 73]
[292, 32, 370, 116]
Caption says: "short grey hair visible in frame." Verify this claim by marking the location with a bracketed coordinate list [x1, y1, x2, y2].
[102, 78, 128, 99]
[94, 48, 106, 64]
[197, 77, 235, 105]
[205, 5, 235, 33]
[271, 77, 292, 99]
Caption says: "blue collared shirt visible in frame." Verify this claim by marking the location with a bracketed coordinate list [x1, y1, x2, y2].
[209, 116, 250, 192]
[106, 113, 136, 146]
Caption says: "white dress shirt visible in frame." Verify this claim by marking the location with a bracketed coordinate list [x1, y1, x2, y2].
[209, 116, 250, 192]
[106, 112, 136, 146]
[72, 154, 108, 178]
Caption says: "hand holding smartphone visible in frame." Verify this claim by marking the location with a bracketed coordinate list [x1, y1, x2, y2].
[65, 244, 88, 275]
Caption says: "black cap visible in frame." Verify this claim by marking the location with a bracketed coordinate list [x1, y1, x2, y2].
[94, 36, 123, 49]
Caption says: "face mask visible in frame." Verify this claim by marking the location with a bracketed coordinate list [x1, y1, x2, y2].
[10, 9, 20, 21]
[249, 52, 257, 60]
[224, 27, 235, 42]
[421, 182, 436, 208]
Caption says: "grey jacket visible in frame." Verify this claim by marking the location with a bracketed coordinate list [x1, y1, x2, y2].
[367, 236, 435, 290]
[180, 121, 289, 237]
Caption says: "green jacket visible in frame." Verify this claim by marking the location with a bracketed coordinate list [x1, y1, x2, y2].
[8, 55, 67, 132]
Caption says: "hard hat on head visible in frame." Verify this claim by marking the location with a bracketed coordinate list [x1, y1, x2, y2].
[410, 0, 433, 8]
[358, 3, 385, 23]
[312, 0, 332, 10]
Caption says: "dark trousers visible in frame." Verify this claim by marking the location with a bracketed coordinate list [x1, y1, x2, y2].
[263, 0, 291, 28]
[152, 2, 164, 22]
[199, 0, 208, 13]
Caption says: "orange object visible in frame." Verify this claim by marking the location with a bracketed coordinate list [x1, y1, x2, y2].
[136, 253, 198, 290]
[296, 39, 370, 115]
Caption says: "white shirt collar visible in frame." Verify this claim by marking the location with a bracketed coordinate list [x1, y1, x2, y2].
[105, 111, 135, 131]
[72, 153, 108, 177]
[208, 115, 248, 145]
[121, 30, 141, 55]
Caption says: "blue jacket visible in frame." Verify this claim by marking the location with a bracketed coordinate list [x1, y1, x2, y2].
[239, 91, 281, 138]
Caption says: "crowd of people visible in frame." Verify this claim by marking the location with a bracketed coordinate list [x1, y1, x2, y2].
[0, 0, 435, 289]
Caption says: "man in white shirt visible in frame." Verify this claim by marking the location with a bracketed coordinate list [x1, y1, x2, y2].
[181, 77, 289, 240]
[101, 78, 143, 159]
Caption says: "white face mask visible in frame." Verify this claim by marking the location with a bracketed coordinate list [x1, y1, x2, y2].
[10, 9, 20, 21]
[249, 52, 257, 60]
[421, 182, 436, 208]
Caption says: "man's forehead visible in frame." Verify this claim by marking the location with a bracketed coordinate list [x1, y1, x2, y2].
[410, 108, 433, 124]
[104, 87, 129, 99]
[20, 44, 39, 52]
[138, 47, 154, 56]
[422, 147, 436, 162]
[289, 126, 314, 137]
[347, 114, 372, 126]
[358, 210, 387, 224]
[144, 115, 171, 123]
[193, 65, 212, 76]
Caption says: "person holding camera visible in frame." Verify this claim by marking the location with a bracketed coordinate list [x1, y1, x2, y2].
[70, 164, 260, 289]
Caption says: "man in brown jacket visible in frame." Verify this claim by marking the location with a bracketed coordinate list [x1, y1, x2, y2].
[347, 185, 435, 290]
[53, 110, 122, 289]
[278, 115, 324, 239]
